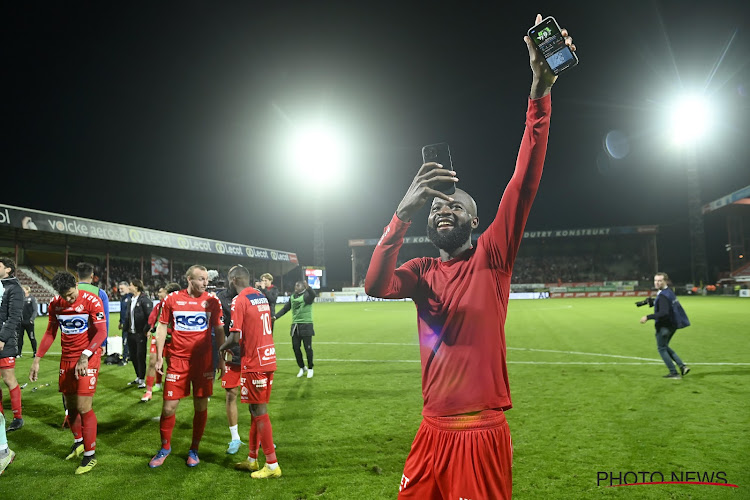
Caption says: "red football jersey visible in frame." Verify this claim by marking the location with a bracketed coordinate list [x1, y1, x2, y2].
[43, 290, 108, 361]
[158, 289, 223, 359]
[366, 95, 551, 417]
[229, 287, 276, 372]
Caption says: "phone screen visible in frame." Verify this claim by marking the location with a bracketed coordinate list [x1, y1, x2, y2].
[528, 17, 578, 74]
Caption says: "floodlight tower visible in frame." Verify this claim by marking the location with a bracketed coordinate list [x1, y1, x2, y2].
[671, 95, 711, 285]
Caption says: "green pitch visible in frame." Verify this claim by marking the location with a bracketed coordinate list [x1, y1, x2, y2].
[3, 297, 748, 499]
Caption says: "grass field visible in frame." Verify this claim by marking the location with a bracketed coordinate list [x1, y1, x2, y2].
[1, 296, 748, 499]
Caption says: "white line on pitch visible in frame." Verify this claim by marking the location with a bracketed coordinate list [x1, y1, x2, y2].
[275, 358, 750, 366]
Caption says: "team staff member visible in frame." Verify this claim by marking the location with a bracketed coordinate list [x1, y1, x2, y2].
[117, 281, 132, 363]
[221, 266, 281, 479]
[30, 271, 108, 475]
[255, 273, 279, 329]
[149, 265, 223, 468]
[17, 286, 38, 358]
[365, 14, 575, 499]
[217, 266, 245, 454]
[141, 283, 180, 402]
[123, 279, 153, 388]
[640, 272, 691, 379]
[274, 281, 316, 378]
[0, 258, 24, 432]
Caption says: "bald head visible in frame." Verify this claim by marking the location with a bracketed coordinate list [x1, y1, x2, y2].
[432, 188, 477, 217]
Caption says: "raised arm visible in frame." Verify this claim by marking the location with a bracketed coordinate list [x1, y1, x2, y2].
[482, 13, 575, 271]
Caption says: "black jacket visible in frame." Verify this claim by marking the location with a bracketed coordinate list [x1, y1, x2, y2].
[259, 285, 279, 315]
[0, 277, 23, 358]
[122, 293, 154, 336]
[22, 295, 38, 324]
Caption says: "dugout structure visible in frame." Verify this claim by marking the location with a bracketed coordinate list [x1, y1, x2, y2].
[349, 224, 659, 290]
[702, 184, 750, 281]
[0, 204, 300, 296]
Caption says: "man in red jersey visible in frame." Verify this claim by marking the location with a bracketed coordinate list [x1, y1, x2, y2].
[29, 271, 108, 475]
[149, 265, 223, 468]
[364, 15, 576, 499]
[219, 266, 281, 479]
[141, 282, 180, 402]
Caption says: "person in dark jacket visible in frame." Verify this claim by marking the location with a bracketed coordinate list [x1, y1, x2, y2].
[255, 273, 279, 319]
[17, 285, 38, 358]
[640, 272, 691, 379]
[0, 257, 24, 431]
[118, 281, 132, 363]
[122, 279, 153, 388]
[274, 281, 316, 378]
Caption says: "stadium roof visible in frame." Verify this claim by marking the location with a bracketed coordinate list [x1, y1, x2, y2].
[702, 185, 750, 214]
[0, 204, 299, 275]
[349, 224, 658, 247]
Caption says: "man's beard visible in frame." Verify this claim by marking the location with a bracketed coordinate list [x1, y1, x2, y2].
[426, 219, 473, 254]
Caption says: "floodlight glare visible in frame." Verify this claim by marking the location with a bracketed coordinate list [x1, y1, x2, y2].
[669, 94, 712, 146]
[289, 124, 348, 191]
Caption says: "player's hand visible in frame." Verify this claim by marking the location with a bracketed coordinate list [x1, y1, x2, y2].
[75, 355, 89, 379]
[118, 323, 123, 330]
[155, 357, 164, 375]
[29, 358, 40, 382]
[217, 357, 226, 377]
[0, 340, 4, 351]
[640, 316, 648, 324]
[396, 163, 459, 222]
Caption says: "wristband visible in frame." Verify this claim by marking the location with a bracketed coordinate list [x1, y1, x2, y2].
[82, 349, 93, 358]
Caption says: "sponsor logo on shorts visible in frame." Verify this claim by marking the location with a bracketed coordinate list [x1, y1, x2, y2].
[252, 377, 268, 390]
[58, 314, 89, 334]
[166, 373, 182, 382]
[399, 474, 410, 492]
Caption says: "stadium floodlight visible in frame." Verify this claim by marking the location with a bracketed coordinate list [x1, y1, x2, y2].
[288, 122, 348, 192]
[669, 93, 712, 146]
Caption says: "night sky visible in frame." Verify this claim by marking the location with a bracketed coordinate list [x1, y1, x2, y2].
[5, 1, 750, 285]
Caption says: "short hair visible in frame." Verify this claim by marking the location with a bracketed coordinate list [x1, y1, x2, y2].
[655, 272, 670, 281]
[0, 257, 16, 277]
[165, 282, 181, 293]
[185, 265, 207, 280]
[229, 265, 250, 280]
[22, 285, 30, 293]
[52, 271, 77, 295]
[260, 273, 273, 282]
[130, 278, 145, 292]
[118, 281, 129, 288]
[76, 262, 95, 280]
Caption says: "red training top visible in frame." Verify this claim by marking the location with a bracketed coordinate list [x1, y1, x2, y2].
[365, 95, 551, 417]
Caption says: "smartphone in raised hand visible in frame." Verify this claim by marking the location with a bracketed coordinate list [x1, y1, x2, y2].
[421, 142, 456, 195]
[528, 16, 578, 75]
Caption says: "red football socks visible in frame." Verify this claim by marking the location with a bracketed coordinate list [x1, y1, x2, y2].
[255, 413, 277, 464]
[160, 413, 176, 450]
[69, 410, 83, 441]
[248, 417, 259, 460]
[81, 410, 98, 452]
[9, 386, 21, 419]
[191, 409, 207, 451]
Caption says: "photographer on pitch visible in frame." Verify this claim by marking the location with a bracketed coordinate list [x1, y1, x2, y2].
[638, 272, 690, 379]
